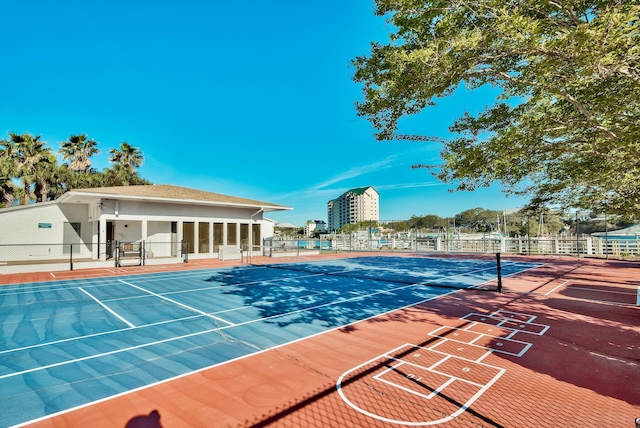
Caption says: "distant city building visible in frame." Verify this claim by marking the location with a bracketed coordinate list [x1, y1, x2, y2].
[304, 219, 327, 237]
[327, 186, 379, 233]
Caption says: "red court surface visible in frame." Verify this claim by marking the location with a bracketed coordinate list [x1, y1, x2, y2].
[3, 253, 639, 428]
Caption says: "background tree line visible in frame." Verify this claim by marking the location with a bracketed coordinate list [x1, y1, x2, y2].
[0, 132, 150, 208]
[275, 208, 635, 238]
[356, 208, 634, 237]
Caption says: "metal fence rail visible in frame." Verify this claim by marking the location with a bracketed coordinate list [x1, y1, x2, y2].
[265, 235, 640, 258]
[0, 240, 190, 274]
[1, 236, 637, 275]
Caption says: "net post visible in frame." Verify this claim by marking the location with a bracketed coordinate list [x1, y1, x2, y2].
[496, 252, 503, 293]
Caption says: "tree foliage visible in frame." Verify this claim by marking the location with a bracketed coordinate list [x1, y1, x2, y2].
[0, 132, 150, 207]
[353, 0, 640, 218]
[59, 134, 100, 173]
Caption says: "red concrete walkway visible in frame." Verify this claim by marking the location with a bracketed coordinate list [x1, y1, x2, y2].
[5, 254, 639, 428]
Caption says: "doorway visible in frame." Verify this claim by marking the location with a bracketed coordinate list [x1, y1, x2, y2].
[106, 221, 115, 259]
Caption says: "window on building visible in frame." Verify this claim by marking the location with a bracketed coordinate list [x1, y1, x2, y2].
[183, 222, 195, 254]
[199, 222, 210, 253]
[240, 224, 249, 250]
[227, 223, 237, 246]
[213, 223, 223, 252]
[63, 222, 81, 254]
[252, 224, 261, 250]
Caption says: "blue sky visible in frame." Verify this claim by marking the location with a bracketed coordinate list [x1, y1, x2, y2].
[1, 1, 527, 226]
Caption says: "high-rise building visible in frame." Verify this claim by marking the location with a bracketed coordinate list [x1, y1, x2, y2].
[327, 186, 379, 232]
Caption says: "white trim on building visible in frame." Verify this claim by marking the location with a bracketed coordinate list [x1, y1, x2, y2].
[0, 184, 291, 264]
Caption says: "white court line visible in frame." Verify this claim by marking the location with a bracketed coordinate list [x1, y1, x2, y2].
[491, 310, 538, 323]
[12, 289, 458, 428]
[79, 288, 135, 328]
[2, 261, 535, 392]
[568, 286, 637, 295]
[1, 273, 444, 358]
[544, 280, 570, 296]
[1, 280, 454, 380]
[338, 342, 507, 426]
[0, 322, 235, 381]
[118, 279, 234, 326]
[0, 314, 204, 356]
[373, 362, 454, 400]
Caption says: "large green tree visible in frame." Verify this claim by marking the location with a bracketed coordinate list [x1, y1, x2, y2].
[353, 1, 640, 217]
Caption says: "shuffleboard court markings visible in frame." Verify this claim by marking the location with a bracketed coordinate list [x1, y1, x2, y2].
[462, 313, 549, 335]
[0, 256, 544, 427]
[428, 334, 529, 358]
[338, 310, 549, 425]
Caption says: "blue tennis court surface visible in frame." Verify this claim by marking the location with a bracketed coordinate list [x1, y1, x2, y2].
[0, 256, 539, 427]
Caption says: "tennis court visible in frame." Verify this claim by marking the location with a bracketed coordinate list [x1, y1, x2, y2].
[1, 254, 639, 427]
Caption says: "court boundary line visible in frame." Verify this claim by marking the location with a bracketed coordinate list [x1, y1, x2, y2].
[10, 286, 467, 428]
[79, 287, 136, 328]
[117, 279, 234, 326]
[2, 260, 536, 377]
[4, 257, 542, 427]
[2, 276, 451, 381]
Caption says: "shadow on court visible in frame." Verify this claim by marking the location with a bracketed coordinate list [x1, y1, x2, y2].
[244, 319, 506, 428]
[125, 409, 163, 428]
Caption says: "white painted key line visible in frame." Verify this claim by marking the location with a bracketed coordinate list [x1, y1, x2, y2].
[337, 310, 549, 426]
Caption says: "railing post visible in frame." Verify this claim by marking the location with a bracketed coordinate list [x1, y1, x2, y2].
[496, 252, 502, 293]
[70, 244, 73, 271]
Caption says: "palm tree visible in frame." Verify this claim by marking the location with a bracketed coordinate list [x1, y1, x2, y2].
[59, 134, 100, 173]
[10, 132, 54, 204]
[108, 142, 145, 186]
[0, 138, 17, 207]
[34, 154, 65, 202]
[108, 141, 144, 172]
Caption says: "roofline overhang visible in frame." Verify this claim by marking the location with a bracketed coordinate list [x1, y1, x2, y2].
[56, 190, 292, 212]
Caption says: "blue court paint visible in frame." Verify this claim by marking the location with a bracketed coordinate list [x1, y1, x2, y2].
[0, 256, 540, 427]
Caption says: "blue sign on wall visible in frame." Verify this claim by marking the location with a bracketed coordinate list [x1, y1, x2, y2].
[38, 223, 52, 229]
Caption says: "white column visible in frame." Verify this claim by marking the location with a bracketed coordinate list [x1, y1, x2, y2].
[209, 222, 214, 254]
[99, 217, 107, 261]
[193, 223, 199, 255]
[222, 222, 228, 246]
[141, 219, 148, 258]
[177, 220, 184, 257]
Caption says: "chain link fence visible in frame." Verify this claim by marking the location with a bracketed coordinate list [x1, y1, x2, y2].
[2, 235, 637, 275]
[0, 240, 189, 274]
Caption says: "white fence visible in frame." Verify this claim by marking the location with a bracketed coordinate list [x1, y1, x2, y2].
[266, 235, 640, 258]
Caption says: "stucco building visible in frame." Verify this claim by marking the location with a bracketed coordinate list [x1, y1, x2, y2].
[327, 186, 379, 232]
[0, 184, 291, 271]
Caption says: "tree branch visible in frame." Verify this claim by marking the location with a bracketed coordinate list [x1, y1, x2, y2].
[558, 91, 619, 141]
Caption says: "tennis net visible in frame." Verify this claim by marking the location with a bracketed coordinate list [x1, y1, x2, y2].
[250, 255, 504, 292]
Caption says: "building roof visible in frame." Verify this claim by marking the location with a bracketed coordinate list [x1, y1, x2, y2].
[344, 186, 377, 197]
[275, 222, 298, 228]
[56, 184, 292, 212]
[592, 223, 640, 236]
